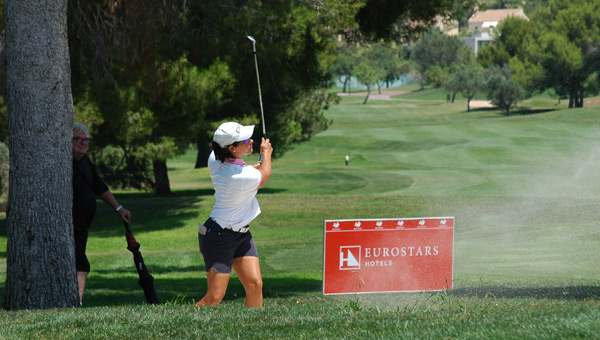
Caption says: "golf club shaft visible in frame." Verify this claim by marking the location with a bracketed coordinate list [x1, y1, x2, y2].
[249, 36, 267, 137]
[253, 52, 266, 137]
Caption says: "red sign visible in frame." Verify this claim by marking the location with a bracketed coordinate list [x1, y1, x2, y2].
[323, 217, 454, 295]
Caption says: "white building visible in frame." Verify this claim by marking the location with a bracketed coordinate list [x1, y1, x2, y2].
[462, 8, 529, 55]
[468, 8, 528, 32]
[461, 32, 493, 55]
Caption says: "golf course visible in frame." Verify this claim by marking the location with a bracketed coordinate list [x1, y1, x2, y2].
[1, 86, 599, 339]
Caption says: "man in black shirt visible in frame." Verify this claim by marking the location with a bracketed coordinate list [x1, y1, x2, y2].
[72, 124, 131, 304]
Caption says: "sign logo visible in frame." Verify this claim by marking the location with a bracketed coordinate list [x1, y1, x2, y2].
[340, 246, 361, 270]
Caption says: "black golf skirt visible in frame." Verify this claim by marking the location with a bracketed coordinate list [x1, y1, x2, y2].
[198, 218, 258, 273]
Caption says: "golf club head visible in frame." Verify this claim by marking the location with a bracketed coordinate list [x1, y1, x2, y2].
[247, 35, 256, 52]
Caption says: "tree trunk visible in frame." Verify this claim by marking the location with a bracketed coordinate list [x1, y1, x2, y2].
[568, 93, 575, 108]
[152, 160, 171, 195]
[363, 85, 371, 104]
[3, 0, 79, 310]
[195, 135, 212, 169]
[569, 91, 584, 108]
[577, 89, 584, 107]
[195, 147, 210, 168]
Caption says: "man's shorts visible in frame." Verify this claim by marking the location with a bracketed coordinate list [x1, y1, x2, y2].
[198, 218, 258, 273]
[74, 229, 91, 272]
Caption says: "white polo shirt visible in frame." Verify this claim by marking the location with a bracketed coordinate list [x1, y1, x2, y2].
[208, 151, 261, 231]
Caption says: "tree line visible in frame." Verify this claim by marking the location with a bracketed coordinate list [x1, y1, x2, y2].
[0, 0, 483, 196]
[329, 0, 600, 114]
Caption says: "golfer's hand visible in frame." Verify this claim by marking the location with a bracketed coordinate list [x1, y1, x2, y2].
[260, 138, 273, 157]
[117, 207, 131, 224]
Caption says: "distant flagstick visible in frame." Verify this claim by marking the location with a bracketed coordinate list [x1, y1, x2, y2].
[247, 35, 267, 138]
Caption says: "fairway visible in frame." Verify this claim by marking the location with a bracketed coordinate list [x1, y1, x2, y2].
[269, 94, 600, 286]
[1, 90, 599, 338]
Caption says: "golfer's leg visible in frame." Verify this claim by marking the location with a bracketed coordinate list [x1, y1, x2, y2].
[196, 267, 231, 306]
[232, 256, 263, 308]
[77, 271, 88, 303]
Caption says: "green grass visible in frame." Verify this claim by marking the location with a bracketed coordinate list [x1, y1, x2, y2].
[1, 90, 600, 339]
[0, 296, 598, 339]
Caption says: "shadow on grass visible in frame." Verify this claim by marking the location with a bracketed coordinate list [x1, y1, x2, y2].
[0, 187, 287, 242]
[468, 107, 558, 116]
[81, 272, 322, 307]
[449, 285, 600, 301]
[92, 187, 287, 237]
[0, 189, 216, 241]
[0, 264, 321, 307]
[256, 187, 288, 195]
[89, 188, 214, 238]
[511, 107, 558, 115]
[95, 264, 202, 277]
[3, 279, 597, 308]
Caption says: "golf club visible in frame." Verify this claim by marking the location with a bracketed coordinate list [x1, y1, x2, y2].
[247, 35, 267, 138]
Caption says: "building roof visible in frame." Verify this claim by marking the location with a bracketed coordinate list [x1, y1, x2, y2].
[469, 8, 528, 24]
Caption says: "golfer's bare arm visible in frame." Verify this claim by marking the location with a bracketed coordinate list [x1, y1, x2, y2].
[254, 138, 273, 189]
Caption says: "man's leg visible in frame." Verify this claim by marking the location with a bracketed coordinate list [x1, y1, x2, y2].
[74, 229, 90, 304]
[77, 271, 88, 303]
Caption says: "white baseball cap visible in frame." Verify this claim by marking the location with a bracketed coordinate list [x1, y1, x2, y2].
[213, 122, 255, 148]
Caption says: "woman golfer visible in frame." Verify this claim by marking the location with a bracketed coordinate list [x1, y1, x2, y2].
[196, 122, 272, 308]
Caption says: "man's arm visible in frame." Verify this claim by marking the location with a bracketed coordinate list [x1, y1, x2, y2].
[99, 190, 131, 224]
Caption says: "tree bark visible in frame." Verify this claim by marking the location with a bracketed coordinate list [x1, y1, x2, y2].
[3, 0, 79, 310]
[152, 160, 171, 195]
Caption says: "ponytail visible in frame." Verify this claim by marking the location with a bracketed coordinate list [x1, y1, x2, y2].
[211, 141, 233, 162]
